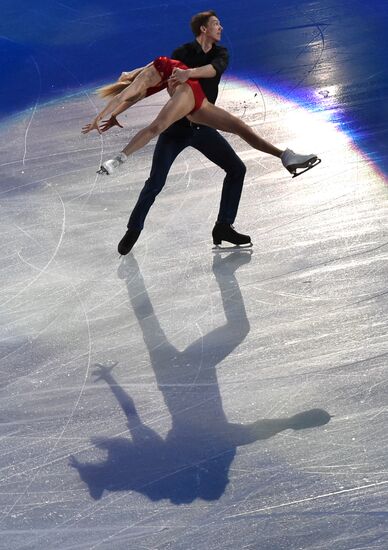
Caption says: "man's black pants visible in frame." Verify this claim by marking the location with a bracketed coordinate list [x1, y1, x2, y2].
[127, 125, 246, 230]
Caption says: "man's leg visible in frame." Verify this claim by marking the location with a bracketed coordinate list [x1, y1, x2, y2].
[118, 133, 187, 255]
[191, 126, 251, 246]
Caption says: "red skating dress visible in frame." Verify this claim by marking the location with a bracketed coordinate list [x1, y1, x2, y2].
[145, 56, 206, 113]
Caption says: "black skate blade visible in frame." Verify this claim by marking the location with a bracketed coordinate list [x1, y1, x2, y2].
[96, 166, 109, 175]
[291, 158, 322, 178]
[212, 242, 253, 251]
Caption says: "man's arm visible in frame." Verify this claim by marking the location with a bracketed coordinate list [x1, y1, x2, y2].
[170, 44, 229, 84]
[170, 64, 216, 84]
[209, 47, 229, 76]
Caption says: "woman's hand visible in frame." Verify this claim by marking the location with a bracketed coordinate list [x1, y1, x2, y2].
[81, 118, 101, 134]
[99, 115, 124, 133]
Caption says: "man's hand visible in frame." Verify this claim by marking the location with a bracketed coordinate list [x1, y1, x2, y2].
[169, 67, 191, 85]
[99, 115, 124, 133]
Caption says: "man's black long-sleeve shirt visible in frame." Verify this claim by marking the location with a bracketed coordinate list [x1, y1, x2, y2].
[160, 39, 229, 135]
[171, 40, 229, 104]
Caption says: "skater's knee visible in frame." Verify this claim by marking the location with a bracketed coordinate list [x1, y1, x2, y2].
[141, 177, 165, 197]
[238, 159, 247, 177]
[228, 157, 246, 180]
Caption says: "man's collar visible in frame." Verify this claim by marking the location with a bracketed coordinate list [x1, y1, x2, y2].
[193, 38, 216, 54]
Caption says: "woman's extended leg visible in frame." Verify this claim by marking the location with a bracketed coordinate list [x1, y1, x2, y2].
[189, 102, 283, 157]
[97, 84, 195, 174]
[189, 102, 320, 177]
[121, 84, 195, 157]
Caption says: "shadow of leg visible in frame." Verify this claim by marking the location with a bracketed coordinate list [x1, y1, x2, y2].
[228, 409, 332, 446]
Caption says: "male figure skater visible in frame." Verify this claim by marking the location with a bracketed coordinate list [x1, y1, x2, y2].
[117, 10, 252, 254]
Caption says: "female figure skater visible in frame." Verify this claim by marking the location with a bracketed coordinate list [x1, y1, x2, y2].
[82, 56, 320, 178]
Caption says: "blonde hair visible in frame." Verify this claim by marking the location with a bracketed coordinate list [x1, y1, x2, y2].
[97, 78, 132, 99]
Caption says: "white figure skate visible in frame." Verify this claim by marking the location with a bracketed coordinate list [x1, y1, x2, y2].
[97, 152, 127, 175]
[281, 148, 321, 178]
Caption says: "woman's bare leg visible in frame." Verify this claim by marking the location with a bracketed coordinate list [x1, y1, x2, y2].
[121, 85, 195, 157]
[97, 84, 195, 175]
[189, 102, 283, 157]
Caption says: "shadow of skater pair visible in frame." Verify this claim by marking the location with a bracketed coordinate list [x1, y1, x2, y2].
[70, 252, 331, 503]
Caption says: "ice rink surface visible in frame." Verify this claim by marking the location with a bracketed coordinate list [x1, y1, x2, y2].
[1, 1, 388, 549]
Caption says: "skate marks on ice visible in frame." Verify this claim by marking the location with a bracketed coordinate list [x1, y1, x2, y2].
[0, 59, 387, 550]
[70, 253, 331, 503]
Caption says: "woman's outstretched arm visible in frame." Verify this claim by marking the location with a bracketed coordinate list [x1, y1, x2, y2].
[82, 84, 146, 134]
[82, 62, 159, 134]
[94, 98, 138, 134]
[98, 98, 139, 133]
